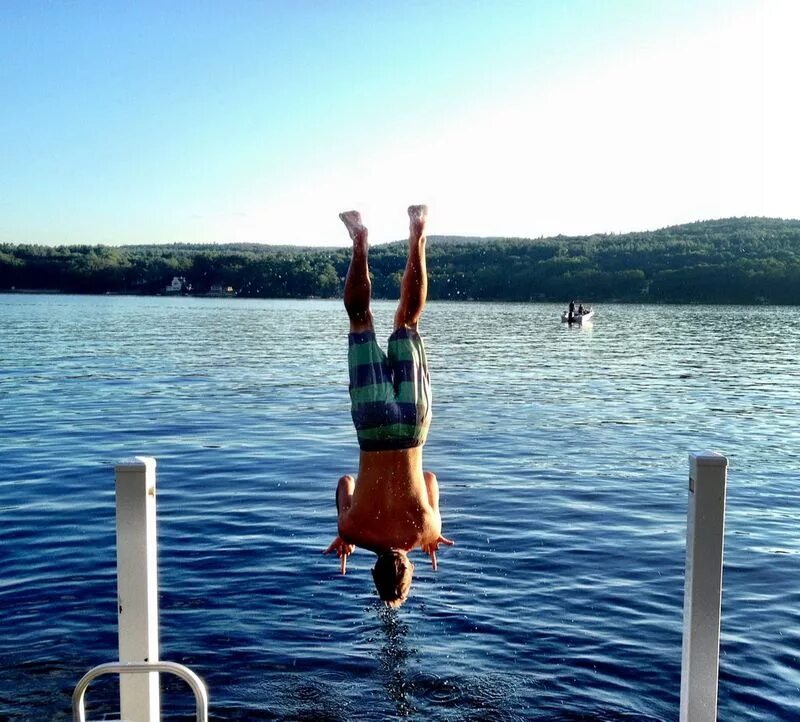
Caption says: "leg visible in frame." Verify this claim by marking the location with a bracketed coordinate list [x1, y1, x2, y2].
[394, 204, 428, 329]
[340, 211, 373, 333]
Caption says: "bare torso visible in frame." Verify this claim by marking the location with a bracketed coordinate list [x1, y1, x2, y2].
[337, 447, 442, 553]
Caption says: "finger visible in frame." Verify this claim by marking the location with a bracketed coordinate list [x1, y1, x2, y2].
[324, 541, 337, 554]
[431, 550, 438, 571]
[439, 536, 455, 546]
[341, 554, 347, 575]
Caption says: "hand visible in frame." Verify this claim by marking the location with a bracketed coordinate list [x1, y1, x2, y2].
[324, 536, 355, 575]
[421, 535, 454, 571]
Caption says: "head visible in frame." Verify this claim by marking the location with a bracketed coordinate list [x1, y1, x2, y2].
[371, 550, 415, 608]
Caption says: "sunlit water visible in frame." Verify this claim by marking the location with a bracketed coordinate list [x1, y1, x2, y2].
[1, 294, 799, 721]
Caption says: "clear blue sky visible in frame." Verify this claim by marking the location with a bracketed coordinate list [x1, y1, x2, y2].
[1, 0, 797, 245]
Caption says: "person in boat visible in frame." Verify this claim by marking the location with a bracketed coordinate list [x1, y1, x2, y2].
[325, 205, 453, 608]
[568, 299, 575, 323]
[577, 303, 584, 315]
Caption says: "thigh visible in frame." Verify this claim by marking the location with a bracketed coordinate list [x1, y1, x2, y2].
[387, 328, 430, 390]
[387, 328, 432, 422]
[348, 330, 391, 392]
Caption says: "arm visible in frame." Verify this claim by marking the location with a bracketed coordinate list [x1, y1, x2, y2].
[421, 471, 453, 570]
[324, 475, 356, 574]
[424, 470, 440, 514]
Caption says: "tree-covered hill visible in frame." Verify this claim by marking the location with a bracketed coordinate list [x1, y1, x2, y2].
[2, 217, 799, 304]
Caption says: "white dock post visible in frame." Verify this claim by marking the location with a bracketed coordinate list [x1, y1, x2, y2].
[115, 457, 160, 722]
[680, 451, 728, 722]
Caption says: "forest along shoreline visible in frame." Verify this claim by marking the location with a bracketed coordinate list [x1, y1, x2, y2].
[2, 217, 799, 304]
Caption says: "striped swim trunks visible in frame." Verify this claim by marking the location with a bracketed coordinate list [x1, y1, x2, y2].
[348, 327, 432, 451]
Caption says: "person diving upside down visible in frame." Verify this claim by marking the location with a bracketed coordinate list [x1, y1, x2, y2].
[325, 205, 453, 608]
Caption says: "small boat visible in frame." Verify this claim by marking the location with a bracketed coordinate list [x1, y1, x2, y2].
[561, 307, 594, 324]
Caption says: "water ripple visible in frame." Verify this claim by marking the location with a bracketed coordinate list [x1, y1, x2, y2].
[1, 296, 799, 720]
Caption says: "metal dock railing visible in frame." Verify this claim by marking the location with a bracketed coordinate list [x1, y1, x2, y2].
[71, 457, 208, 722]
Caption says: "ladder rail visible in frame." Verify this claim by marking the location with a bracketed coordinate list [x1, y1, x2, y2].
[72, 660, 208, 722]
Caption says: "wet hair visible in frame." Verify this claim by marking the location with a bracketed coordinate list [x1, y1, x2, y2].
[371, 550, 414, 608]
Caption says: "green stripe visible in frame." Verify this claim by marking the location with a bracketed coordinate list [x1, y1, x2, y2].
[395, 380, 423, 404]
[349, 380, 427, 404]
[387, 339, 420, 362]
[357, 423, 422, 440]
[349, 342, 386, 366]
[349, 383, 393, 404]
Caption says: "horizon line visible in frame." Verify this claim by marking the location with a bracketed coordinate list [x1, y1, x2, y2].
[3, 214, 798, 250]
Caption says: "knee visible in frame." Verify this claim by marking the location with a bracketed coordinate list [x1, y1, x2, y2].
[349, 311, 374, 334]
[394, 308, 419, 330]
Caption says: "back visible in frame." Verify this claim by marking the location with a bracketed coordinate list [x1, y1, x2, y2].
[339, 448, 440, 552]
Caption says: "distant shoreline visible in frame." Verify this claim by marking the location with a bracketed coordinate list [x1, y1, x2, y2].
[1, 290, 795, 307]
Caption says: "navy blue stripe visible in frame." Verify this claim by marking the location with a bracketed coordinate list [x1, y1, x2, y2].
[349, 330, 376, 345]
[391, 359, 421, 385]
[350, 361, 391, 388]
[352, 401, 421, 430]
[360, 437, 424, 452]
[352, 402, 390, 429]
[350, 359, 423, 388]
[388, 327, 419, 342]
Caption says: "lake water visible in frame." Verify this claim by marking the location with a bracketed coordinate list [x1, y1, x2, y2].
[1, 294, 799, 721]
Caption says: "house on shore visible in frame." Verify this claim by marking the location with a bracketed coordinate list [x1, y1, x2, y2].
[206, 284, 235, 297]
[165, 276, 187, 294]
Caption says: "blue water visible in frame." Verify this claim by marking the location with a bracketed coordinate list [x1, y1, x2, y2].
[1, 294, 799, 721]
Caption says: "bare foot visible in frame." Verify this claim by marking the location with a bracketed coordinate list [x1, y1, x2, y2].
[407, 204, 428, 240]
[339, 210, 367, 244]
